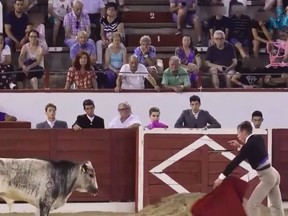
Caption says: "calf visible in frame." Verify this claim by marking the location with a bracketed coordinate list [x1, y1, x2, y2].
[0, 158, 98, 216]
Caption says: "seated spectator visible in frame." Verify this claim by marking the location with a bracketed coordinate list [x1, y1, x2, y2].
[4, 0, 29, 50]
[251, 110, 263, 129]
[175, 35, 201, 87]
[48, 0, 73, 46]
[104, 32, 127, 88]
[96, 2, 124, 66]
[114, 55, 160, 92]
[161, 56, 191, 92]
[146, 107, 168, 130]
[63, 0, 93, 48]
[0, 33, 16, 89]
[65, 51, 98, 89]
[169, 0, 202, 46]
[262, 67, 288, 87]
[17, 30, 44, 89]
[268, 0, 288, 61]
[70, 31, 97, 63]
[0, 111, 17, 121]
[36, 103, 68, 129]
[174, 95, 221, 129]
[72, 99, 105, 130]
[26, 18, 48, 54]
[134, 35, 163, 84]
[231, 68, 263, 88]
[206, 30, 237, 88]
[229, 7, 252, 59]
[109, 102, 141, 128]
[208, 12, 230, 46]
[82, 0, 105, 42]
[252, 13, 272, 58]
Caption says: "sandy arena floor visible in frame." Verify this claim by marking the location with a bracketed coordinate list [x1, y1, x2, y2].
[0, 193, 287, 216]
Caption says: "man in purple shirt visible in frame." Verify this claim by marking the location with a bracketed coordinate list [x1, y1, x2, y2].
[63, 0, 94, 48]
[70, 31, 97, 64]
[170, 0, 202, 46]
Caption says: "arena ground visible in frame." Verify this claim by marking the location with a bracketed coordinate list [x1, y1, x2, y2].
[0, 193, 287, 216]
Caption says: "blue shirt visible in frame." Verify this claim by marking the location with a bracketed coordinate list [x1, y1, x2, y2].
[70, 42, 96, 60]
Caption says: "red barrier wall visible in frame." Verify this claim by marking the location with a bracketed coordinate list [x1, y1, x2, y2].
[0, 128, 137, 202]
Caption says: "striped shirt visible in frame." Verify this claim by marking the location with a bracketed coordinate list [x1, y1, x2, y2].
[63, 11, 91, 37]
[229, 14, 251, 40]
[100, 16, 122, 40]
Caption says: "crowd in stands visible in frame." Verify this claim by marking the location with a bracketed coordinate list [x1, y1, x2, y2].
[0, 95, 264, 130]
[1, 0, 288, 90]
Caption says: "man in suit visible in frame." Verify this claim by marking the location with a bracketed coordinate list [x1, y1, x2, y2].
[36, 103, 68, 129]
[174, 95, 221, 129]
[214, 120, 284, 216]
[73, 99, 105, 130]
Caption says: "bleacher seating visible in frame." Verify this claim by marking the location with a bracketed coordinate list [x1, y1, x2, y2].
[1, 0, 275, 89]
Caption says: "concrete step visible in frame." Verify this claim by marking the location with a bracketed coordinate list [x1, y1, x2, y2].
[122, 11, 172, 23]
[125, 0, 168, 5]
[124, 26, 193, 35]
[125, 5, 169, 12]
[127, 34, 182, 47]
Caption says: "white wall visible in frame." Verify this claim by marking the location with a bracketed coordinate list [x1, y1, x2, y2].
[0, 92, 286, 129]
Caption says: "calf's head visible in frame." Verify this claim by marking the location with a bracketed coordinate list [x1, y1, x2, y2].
[75, 161, 99, 195]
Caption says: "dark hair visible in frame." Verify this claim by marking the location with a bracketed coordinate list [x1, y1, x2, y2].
[189, 95, 201, 104]
[182, 34, 194, 49]
[106, 2, 118, 10]
[28, 29, 40, 38]
[45, 103, 57, 112]
[83, 99, 94, 108]
[73, 51, 91, 71]
[149, 107, 160, 116]
[237, 121, 253, 134]
[252, 110, 263, 118]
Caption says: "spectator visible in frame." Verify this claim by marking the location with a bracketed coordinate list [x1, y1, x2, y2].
[36, 103, 68, 129]
[4, 0, 29, 50]
[169, 0, 202, 46]
[48, 0, 73, 46]
[175, 34, 201, 87]
[26, 17, 48, 54]
[208, 11, 230, 46]
[114, 55, 160, 92]
[146, 107, 168, 130]
[268, 0, 288, 61]
[161, 56, 191, 92]
[252, 12, 272, 58]
[206, 30, 237, 88]
[72, 99, 105, 130]
[109, 102, 141, 128]
[0, 33, 16, 89]
[174, 95, 221, 129]
[229, 6, 252, 59]
[134, 35, 163, 77]
[63, 0, 93, 48]
[70, 31, 97, 63]
[0, 111, 17, 121]
[17, 30, 44, 89]
[96, 2, 124, 66]
[251, 110, 263, 129]
[231, 67, 263, 88]
[65, 51, 98, 89]
[82, 0, 105, 42]
[104, 32, 127, 88]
